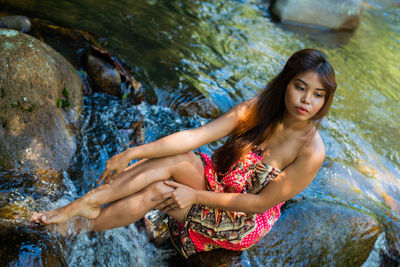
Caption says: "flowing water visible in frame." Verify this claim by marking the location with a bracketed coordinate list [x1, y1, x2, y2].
[0, 0, 399, 266]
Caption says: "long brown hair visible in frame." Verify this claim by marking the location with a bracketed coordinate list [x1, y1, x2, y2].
[212, 49, 337, 174]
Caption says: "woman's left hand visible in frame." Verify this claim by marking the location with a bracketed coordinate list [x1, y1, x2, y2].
[154, 180, 197, 213]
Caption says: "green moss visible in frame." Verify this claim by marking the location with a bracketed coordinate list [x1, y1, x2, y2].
[10, 101, 19, 108]
[122, 92, 129, 101]
[57, 98, 70, 109]
[70, 66, 78, 75]
[62, 87, 69, 99]
[61, 99, 70, 108]
[57, 87, 71, 109]
[27, 104, 35, 112]
[2, 121, 6, 128]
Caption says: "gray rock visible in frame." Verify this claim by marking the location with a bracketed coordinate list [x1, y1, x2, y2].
[177, 98, 220, 119]
[247, 200, 380, 266]
[271, 0, 363, 31]
[0, 29, 83, 172]
[0, 15, 31, 32]
[87, 55, 122, 97]
[152, 200, 379, 265]
[0, 224, 66, 266]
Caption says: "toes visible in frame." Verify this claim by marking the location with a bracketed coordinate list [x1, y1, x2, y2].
[31, 212, 51, 224]
[31, 212, 42, 222]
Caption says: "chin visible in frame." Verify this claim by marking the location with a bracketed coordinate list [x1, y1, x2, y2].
[290, 111, 312, 121]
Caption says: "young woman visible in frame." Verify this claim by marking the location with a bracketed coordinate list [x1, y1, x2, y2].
[32, 48, 336, 258]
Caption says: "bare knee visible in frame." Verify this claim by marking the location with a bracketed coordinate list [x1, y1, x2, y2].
[149, 181, 173, 193]
[145, 181, 174, 204]
[167, 152, 205, 190]
[166, 152, 194, 165]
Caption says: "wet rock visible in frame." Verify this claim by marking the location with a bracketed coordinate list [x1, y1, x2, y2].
[0, 29, 83, 172]
[0, 225, 66, 266]
[0, 168, 68, 266]
[0, 15, 31, 32]
[177, 98, 220, 119]
[0, 165, 64, 227]
[281, 23, 355, 46]
[247, 200, 380, 266]
[144, 211, 170, 247]
[184, 249, 242, 267]
[145, 210, 243, 266]
[271, 0, 363, 31]
[87, 54, 122, 97]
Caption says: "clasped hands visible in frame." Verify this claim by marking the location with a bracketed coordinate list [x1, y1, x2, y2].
[152, 180, 197, 213]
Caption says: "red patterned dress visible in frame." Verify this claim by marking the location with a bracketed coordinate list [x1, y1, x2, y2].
[168, 149, 284, 258]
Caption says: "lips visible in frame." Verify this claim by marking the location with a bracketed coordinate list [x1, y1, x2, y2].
[296, 106, 309, 114]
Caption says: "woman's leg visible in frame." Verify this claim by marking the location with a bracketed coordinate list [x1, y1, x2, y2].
[32, 152, 204, 224]
[91, 181, 190, 231]
[94, 152, 205, 205]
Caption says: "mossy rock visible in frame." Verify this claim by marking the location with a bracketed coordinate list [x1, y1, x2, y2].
[0, 29, 83, 171]
[247, 200, 380, 266]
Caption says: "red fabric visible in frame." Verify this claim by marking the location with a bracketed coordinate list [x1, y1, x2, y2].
[186, 152, 284, 253]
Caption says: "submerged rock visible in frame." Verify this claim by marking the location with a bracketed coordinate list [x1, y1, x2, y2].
[177, 98, 220, 119]
[247, 200, 380, 266]
[271, 0, 363, 31]
[0, 225, 66, 266]
[0, 29, 83, 172]
[87, 54, 122, 98]
[0, 15, 31, 32]
[144, 210, 170, 247]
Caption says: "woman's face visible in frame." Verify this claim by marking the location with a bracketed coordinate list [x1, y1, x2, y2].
[285, 71, 326, 121]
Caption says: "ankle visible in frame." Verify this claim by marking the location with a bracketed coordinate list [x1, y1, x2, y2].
[83, 190, 101, 207]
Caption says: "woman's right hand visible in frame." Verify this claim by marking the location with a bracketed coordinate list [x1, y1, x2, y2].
[96, 150, 132, 184]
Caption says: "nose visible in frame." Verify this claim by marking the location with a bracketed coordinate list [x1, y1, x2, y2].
[301, 92, 311, 105]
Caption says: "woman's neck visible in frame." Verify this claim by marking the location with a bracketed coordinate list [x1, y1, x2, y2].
[281, 111, 312, 132]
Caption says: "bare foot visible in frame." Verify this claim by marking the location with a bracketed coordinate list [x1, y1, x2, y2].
[49, 217, 93, 237]
[31, 197, 101, 225]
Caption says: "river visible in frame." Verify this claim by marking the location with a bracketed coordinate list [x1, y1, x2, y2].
[0, 0, 399, 266]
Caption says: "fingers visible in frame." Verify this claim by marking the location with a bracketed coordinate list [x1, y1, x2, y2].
[155, 199, 178, 213]
[153, 191, 178, 213]
[151, 191, 173, 202]
[154, 198, 173, 209]
[98, 167, 125, 184]
[163, 180, 179, 188]
[97, 170, 110, 184]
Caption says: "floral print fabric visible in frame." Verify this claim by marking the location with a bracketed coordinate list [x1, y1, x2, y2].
[168, 150, 284, 258]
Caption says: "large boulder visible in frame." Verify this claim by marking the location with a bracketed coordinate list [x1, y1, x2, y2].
[271, 0, 363, 31]
[157, 200, 379, 266]
[0, 29, 83, 172]
[0, 15, 31, 32]
[0, 224, 66, 266]
[247, 200, 380, 266]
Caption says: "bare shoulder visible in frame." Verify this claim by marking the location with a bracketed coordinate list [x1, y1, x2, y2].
[235, 98, 255, 120]
[300, 129, 325, 165]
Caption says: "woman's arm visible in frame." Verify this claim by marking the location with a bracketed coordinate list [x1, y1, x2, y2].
[124, 99, 252, 161]
[97, 99, 252, 184]
[157, 135, 325, 213]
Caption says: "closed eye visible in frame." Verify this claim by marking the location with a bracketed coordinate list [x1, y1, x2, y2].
[295, 84, 305, 91]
